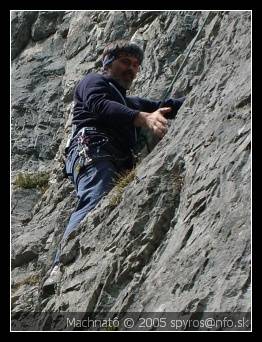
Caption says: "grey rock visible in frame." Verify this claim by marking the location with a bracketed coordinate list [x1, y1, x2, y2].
[31, 11, 65, 42]
[11, 11, 37, 60]
[11, 188, 42, 228]
[11, 11, 251, 331]
[11, 26, 66, 171]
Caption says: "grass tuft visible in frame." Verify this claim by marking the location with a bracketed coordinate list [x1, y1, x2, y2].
[14, 171, 49, 192]
[109, 169, 136, 208]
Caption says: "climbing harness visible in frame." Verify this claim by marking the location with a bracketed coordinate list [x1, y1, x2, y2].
[74, 127, 109, 172]
[72, 126, 135, 174]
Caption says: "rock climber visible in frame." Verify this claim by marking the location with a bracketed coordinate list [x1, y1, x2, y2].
[43, 39, 185, 291]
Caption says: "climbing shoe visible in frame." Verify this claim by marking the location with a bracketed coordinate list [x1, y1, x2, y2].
[42, 265, 61, 295]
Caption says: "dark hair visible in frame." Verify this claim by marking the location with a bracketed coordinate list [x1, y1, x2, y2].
[102, 40, 144, 64]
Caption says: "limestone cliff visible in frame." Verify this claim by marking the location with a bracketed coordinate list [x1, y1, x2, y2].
[11, 10, 251, 331]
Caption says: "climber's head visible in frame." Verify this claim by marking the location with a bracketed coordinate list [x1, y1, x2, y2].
[102, 40, 144, 89]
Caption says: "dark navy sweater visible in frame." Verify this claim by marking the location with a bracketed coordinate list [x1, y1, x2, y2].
[72, 72, 185, 152]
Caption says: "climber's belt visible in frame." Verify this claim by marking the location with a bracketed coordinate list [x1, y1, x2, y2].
[65, 127, 134, 182]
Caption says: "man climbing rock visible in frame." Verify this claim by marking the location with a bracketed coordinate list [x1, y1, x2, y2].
[43, 39, 185, 291]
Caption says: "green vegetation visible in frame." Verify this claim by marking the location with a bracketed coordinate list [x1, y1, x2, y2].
[109, 169, 136, 208]
[12, 274, 40, 292]
[14, 171, 49, 192]
[172, 173, 184, 192]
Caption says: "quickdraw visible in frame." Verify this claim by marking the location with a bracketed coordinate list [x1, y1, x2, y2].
[73, 127, 136, 173]
[75, 130, 109, 172]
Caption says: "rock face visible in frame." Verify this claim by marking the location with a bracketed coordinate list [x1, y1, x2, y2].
[11, 11, 251, 331]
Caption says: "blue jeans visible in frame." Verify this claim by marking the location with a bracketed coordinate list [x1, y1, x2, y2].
[53, 143, 132, 266]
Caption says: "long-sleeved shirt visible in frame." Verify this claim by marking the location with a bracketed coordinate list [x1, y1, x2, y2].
[72, 72, 185, 152]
